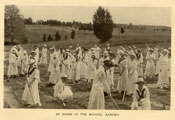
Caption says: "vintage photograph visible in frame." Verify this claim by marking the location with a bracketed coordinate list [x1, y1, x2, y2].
[4, 5, 171, 110]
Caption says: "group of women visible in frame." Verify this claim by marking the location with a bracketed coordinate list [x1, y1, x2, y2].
[6, 43, 171, 109]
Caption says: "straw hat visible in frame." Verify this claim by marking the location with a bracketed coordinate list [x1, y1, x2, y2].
[162, 49, 168, 54]
[30, 50, 36, 55]
[129, 51, 136, 57]
[61, 74, 68, 78]
[23, 51, 27, 54]
[136, 78, 145, 84]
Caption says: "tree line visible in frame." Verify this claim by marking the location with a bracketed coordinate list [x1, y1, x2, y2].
[24, 18, 94, 31]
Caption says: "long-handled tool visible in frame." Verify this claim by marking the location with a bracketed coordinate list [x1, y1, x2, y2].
[109, 95, 120, 110]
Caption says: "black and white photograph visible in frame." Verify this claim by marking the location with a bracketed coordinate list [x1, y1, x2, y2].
[3, 5, 171, 110]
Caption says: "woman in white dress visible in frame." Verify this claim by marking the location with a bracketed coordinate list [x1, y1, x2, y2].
[22, 59, 41, 107]
[131, 78, 151, 110]
[7, 47, 18, 80]
[54, 75, 73, 106]
[127, 51, 138, 95]
[117, 51, 128, 98]
[34, 46, 40, 64]
[48, 53, 61, 85]
[39, 44, 48, 66]
[17, 45, 23, 76]
[157, 49, 169, 88]
[136, 49, 143, 77]
[21, 51, 28, 76]
[88, 60, 111, 109]
[87, 55, 97, 82]
[144, 49, 156, 78]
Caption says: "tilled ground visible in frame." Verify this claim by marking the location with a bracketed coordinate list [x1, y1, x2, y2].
[4, 65, 170, 110]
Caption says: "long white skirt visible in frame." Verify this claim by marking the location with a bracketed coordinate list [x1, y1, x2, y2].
[88, 84, 105, 109]
[7, 63, 18, 76]
[22, 78, 41, 106]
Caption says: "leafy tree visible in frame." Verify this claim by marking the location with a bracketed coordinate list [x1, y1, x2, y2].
[5, 5, 25, 44]
[71, 30, 75, 39]
[24, 17, 33, 24]
[93, 6, 113, 43]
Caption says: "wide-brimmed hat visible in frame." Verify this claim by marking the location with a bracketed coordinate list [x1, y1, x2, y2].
[149, 48, 154, 52]
[136, 78, 145, 84]
[162, 49, 168, 53]
[129, 51, 136, 57]
[61, 74, 68, 78]
[30, 50, 36, 55]
[23, 51, 27, 54]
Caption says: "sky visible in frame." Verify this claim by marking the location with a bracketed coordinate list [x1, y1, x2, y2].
[17, 6, 171, 26]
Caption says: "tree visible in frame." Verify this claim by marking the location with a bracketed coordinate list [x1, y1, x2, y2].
[93, 6, 113, 43]
[47, 34, 53, 41]
[5, 5, 25, 44]
[121, 27, 125, 34]
[24, 17, 33, 24]
[55, 31, 61, 41]
[43, 34, 46, 42]
[71, 30, 75, 39]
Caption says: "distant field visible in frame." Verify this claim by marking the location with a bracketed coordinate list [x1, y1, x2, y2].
[4, 25, 171, 52]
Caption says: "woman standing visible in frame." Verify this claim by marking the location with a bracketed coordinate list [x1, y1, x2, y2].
[21, 51, 28, 76]
[39, 44, 48, 66]
[127, 51, 138, 95]
[117, 51, 128, 98]
[157, 49, 169, 88]
[7, 47, 18, 80]
[22, 59, 41, 107]
[87, 60, 111, 109]
[144, 48, 156, 78]
[48, 53, 61, 85]
[136, 49, 143, 77]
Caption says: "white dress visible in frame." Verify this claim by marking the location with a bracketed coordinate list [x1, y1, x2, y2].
[17, 47, 23, 74]
[22, 67, 41, 106]
[145, 53, 155, 77]
[35, 48, 40, 63]
[7, 52, 18, 76]
[127, 59, 138, 94]
[54, 81, 73, 101]
[157, 55, 169, 86]
[48, 53, 54, 72]
[49, 58, 61, 84]
[87, 58, 97, 81]
[117, 58, 128, 92]
[131, 85, 151, 110]
[21, 55, 28, 75]
[88, 66, 110, 109]
[39, 48, 48, 65]
[136, 54, 143, 77]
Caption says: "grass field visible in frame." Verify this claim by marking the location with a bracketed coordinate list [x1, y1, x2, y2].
[4, 25, 171, 110]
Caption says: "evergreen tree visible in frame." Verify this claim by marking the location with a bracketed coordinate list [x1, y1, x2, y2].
[93, 6, 113, 43]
